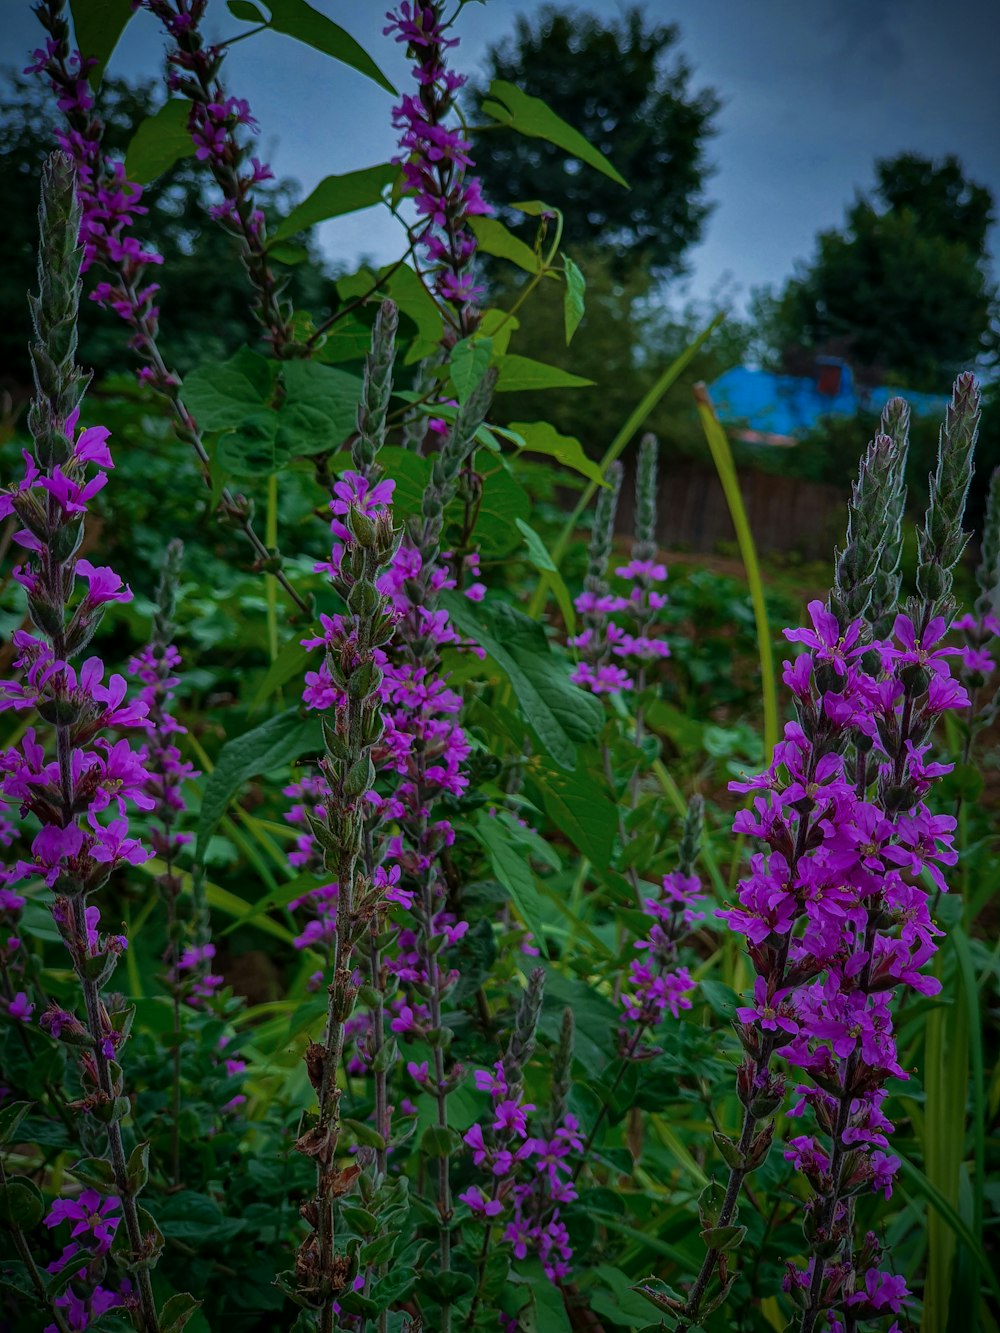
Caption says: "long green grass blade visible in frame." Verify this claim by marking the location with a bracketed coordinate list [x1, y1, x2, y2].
[693, 383, 779, 762]
[897, 1151, 998, 1305]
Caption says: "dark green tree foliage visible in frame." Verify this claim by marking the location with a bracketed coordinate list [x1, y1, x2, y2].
[0, 69, 332, 390]
[489, 250, 749, 456]
[754, 152, 999, 392]
[472, 5, 720, 277]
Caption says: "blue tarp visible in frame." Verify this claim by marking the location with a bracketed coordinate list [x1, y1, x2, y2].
[708, 361, 949, 443]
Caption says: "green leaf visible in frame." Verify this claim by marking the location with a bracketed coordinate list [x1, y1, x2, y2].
[385, 264, 442, 361]
[476, 308, 520, 357]
[532, 764, 617, 867]
[69, 0, 134, 88]
[267, 240, 309, 266]
[126, 1141, 149, 1194]
[276, 361, 363, 457]
[562, 254, 586, 343]
[509, 420, 605, 486]
[700, 980, 739, 1020]
[419, 1124, 460, 1158]
[217, 411, 288, 477]
[158, 1293, 202, 1333]
[0, 1178, 44, 1231]
[516, 1259, 573, 1332]
[124, 99, 195, 185]
[183, 347, 274, 431]
[314, 316, 377, 365]
[379, 446, 431, 518]
[450, 336, 494, 405]
[441, 594, 602, 770]
[496, 355, 594, 394]
[480, 80, 628, 188]
[511, 199, 561, 218]
[468, 215, 541, 273]
[227, 0, 268, 20]
[515, 518, 576, 632]
[472, 811, 548, 952]
[586, 1265, 664, 1327]
[71, 1156, 117, 1191]
[0, 1101, 33, 1147]
[194, 709, 321, 870]
[270, 163, 398, 242]
[156, 1192, 245, 1244]
[250, 638, 313, 713]
[473, 467, 531, 556]
[265, 0, 396, 94]
[220, 870, 330, 935]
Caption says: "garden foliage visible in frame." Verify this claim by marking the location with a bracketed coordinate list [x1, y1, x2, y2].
[1, 4, 998, 1333]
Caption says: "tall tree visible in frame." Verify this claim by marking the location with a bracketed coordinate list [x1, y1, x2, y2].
[471, 5, 720, 278]
[753, 152, 999, 392]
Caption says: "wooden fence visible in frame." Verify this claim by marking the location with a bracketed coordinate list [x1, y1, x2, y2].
[614, 460, 847, 560]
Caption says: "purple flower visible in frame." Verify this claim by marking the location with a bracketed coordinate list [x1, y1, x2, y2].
[7, 991, 34, 1022]
[458, 1186, 502, 1217]
[45, 1190, 120, 1252]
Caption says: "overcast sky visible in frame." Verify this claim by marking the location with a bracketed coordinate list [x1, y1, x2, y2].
[9, 0, 1000, 312]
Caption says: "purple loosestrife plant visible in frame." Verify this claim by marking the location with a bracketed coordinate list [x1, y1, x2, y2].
[0, 152, 186, 1333]
[29, 0, 310, 617]
[570, 438, 670, 698]
[289, 306, 402, 1331]
[650, 381, 981, 1333]
[137, 0, 296, 355]
[283, 294, 496, 1325]
[384, 1, 491, 328]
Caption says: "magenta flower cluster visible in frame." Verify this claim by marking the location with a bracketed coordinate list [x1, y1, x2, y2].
[284, 465, 479, 1038]
[571, 554, 670, 694]
[43, 1189, 131, 1332]
[721, 599, 969, 1325]
[621, 868, 704, 1039]
[26, 39, 164, 353]
[461, 1059, 583, 1282]
[384, 2, 491, 313]
[0, 409, 152, 1046]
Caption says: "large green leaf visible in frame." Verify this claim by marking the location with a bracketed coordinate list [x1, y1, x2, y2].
[257, 0, 396, 94]
[270, 163, 398, 242]
[378, 446, 431, 518]
[276, 361, 363, 456]
[124, 99, 195, 185]
[471, 812, 548, 955]
[217, 411, 288, 477]
[563, 254, 586, 343]
[450, 336, 494, 405]
[509, 420, 605, 486]
[441, 594, 602, 770]
[385, 264, 442, 360]
[496, 355, 594, 394]
[531, 763, 617, 867]
[468, 216, 541, 273]
[183, 347, 274, 431]
[515, 519, 576, 633]
[194, 709, 321, 870]
[473, 467, 531, 555]
[480, 80, 628, 188]
[70, 0, 134, 88]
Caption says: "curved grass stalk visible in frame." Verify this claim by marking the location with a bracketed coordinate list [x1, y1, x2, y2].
[693, 382, 779, 763]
